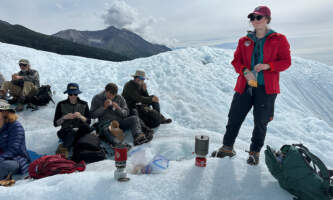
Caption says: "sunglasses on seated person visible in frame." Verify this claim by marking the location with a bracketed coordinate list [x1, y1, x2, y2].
[68, 94, 78, 96]
[19, 64, 28, 67]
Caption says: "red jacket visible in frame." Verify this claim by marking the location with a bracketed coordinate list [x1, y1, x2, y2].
[231, 32, 291, 94]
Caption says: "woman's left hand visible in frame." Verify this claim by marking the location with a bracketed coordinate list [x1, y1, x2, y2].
[254, 64, 270, 72]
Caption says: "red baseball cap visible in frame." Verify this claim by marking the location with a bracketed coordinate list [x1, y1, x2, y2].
[248, 6, 271, 17]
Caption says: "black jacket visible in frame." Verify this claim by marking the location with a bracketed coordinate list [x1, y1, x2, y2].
[53, 98, 91, 128]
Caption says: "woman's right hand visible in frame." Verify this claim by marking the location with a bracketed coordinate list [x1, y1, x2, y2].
[243, 69, 258, 87]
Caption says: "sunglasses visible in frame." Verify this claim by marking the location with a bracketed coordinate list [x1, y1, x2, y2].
[19, 64, 28, 67]
[249, 15, 264, 21]
[68, 94, 78, 96]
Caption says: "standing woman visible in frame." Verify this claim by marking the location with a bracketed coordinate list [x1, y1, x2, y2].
[0, 100, 30, 180]
[212, 6, 291, 165]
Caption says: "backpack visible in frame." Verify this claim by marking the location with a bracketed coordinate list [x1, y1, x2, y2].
[137, 105, 161, 128]
[72, 134, 106, 163]
[28, 155, 86, 179]
[27, 85, 54, 106]
[265, 144, 333, 200]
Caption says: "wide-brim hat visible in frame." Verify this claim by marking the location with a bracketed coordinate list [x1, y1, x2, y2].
[248, 6, 271, 18]
[131, 70, 148, 80]
[63, 83, 82, 95]
[0, 100, 16, 113]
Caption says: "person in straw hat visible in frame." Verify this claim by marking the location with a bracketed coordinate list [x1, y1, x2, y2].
[0, 59, 40, 112]
[0, 100, 30, 183]
[122, 70, 172, 128]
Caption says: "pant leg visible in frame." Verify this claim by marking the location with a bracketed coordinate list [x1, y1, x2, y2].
[250, 86, 277, 152]
[223, 91, 253, 147]
[57, 127, 76, 149]
[119, 116, 142, 138]
[22, 81, 38, 97]
[73, 123, 91, 146]
[151, 102, 160, 113]
[1, 81, 22, 97]
[0, 160, 20, 180]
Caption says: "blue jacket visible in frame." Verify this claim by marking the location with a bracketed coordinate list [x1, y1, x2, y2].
[0, 121, 31, 174]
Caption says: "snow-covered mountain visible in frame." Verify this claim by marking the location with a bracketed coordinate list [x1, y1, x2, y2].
[0, 42, 332, 200]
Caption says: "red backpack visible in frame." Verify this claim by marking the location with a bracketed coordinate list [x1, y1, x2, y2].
[28, 155, 86, 179]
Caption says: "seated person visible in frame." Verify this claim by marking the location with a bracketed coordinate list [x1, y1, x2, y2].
[90, 83, 148, 146]
[0, 100, 31, 181]
[122, 70, 172, 128]
[53, 83, 91, 158]
[0, 59, 40, 112]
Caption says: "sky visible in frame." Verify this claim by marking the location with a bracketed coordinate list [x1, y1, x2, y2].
[0, 0, 332, 65]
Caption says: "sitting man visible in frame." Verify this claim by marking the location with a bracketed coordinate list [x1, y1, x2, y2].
[0, 59, 40, 112]
[122, 70, 172, 128]
[53, 83, 91, 158]
[90, 83, 148, 146]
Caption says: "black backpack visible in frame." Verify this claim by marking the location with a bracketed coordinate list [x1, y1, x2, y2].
[27, 85, 54, 106]
[72, 134, 106, 163]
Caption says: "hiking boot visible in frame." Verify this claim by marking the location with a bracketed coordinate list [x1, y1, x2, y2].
[211, 145, 236, 158]
[15, 97, 25, 112]
[0, 175, 15, 187]
[134, 133, 148, 146]
[15, 103, 25, 112]
[108, 121, 125, 143]
[161, 115, 172, 124]
[56, 144, 69, 159]
[247, 151, 260, 165]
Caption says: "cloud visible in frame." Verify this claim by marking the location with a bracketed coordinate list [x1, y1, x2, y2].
[102, 0, 176, 46]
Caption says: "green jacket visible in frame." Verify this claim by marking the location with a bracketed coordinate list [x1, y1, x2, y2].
[122, 80, 153, 110]
[247, 29, 275, 85]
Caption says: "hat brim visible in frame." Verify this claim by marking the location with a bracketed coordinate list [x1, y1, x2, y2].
[64, 90, 82, 95]
[0, 108, 16, 113]
[132, 75, 148, 80]
[248, 11, 267, 18]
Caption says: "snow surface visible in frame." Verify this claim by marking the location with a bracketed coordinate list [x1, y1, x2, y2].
[0, 42, 332, 200]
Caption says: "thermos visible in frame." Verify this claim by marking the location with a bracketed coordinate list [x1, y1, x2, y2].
[195, 135, 209, 167]
[114, 144, 130, 182]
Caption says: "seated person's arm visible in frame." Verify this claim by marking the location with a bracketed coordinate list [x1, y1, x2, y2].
[90, 95, 105, 119]
[114, 97, 129, 117]
[22, 71, 39, 84]
[0, 123, 25, 162]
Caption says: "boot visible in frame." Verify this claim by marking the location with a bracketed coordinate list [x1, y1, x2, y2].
[134, 133, 148, 146]
[0, 175, 15, 187]
[108, 120, 125, 143]
[15, 97, 25, 112]
[160, 115, 172, 124]
[211, 145, 236, 158]
[247, 151, 260, 165]
[55, 144, 69, 159]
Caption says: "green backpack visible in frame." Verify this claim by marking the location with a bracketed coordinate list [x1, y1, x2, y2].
[265, 144, 333, 200]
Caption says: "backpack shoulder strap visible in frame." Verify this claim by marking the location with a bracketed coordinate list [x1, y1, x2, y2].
[293, 144, 332, 194]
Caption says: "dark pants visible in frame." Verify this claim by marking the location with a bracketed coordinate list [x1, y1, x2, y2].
[150, 102, 160, 113]
[0, 160, 19, 180]
[101, 116, 142, 144]
[119, 116, 142, 138]
[57, 124, 91, 149]
[222, 86, 277, 152]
